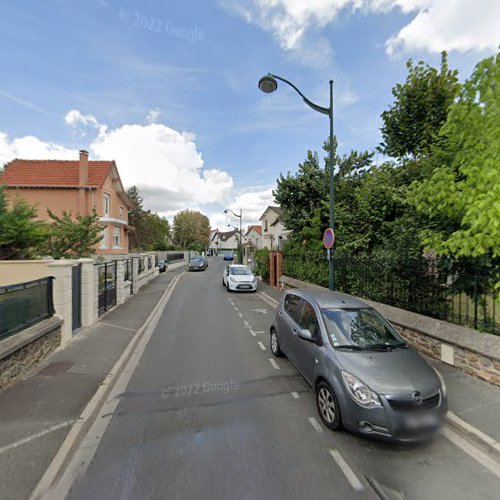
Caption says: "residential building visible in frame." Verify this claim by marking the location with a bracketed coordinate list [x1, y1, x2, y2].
[259, 206, 289, 251]
[244, 225, 262, 250]
[1, 150, 134, 255]
[209, 229, 240, 253]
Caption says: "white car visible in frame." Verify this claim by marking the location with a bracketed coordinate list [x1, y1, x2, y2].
[222, 264, 258, 292]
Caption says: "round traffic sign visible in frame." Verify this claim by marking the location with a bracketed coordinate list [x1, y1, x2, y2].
[323, 228, 335, 249]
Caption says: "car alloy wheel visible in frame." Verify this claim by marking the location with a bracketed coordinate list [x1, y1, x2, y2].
[316, 381, 342, 431]
[270, 330, 283, 357]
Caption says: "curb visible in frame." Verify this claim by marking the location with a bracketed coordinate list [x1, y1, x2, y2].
[446, 412, 500, 464]
[30, 271, 186, 500]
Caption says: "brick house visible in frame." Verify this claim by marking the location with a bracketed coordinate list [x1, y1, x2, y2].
[1, 150, 134, 255]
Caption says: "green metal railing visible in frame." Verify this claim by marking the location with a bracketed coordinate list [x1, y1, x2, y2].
[0, 277, 55, 340]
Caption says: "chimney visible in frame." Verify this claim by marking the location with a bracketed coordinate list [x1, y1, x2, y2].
[79, 149, 89, 185]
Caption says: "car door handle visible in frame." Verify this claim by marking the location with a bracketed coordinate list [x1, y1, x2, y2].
[292, 328, 297, 335]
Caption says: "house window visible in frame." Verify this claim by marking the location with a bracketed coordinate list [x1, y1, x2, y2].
[263, 219, 268, 232]
[119, 206, 124, 220]
[100, 227, 108, 249]
[103, 193, 111, 216]
[113, 227, 121, 248]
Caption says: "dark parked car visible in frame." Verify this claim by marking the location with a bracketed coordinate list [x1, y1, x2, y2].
[270, 289, 447, 442]
[157, 259, 167, 272]
[189, 256, 208, 271]
[223, 251, 234, 261]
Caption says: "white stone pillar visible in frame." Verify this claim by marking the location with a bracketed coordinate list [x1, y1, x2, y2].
[79, 258, 96, 327]
[47, 261, 73, 344]
[116, 260, 126, 305]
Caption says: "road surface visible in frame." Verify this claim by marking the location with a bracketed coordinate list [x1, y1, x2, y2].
[52, 257, 500, 499]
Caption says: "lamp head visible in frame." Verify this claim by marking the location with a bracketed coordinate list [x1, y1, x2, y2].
[258, 74, 278, 93]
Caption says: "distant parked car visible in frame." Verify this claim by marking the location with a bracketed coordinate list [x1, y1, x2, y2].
[157, 259, 167, 273]
[189, 256, 207, 271]
[270, 288, 447, 443]
[223, 251, 234, 261]
[222, 264, 257, 292]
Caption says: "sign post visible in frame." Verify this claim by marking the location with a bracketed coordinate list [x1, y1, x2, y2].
[323, 228, 335, 278]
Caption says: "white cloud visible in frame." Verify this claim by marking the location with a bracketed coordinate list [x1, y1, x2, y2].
[385, 0, 500, 55]
[222, 0, 500, 56]
[146, 108, 161, 123]
[0, 132, 76, 165]
[0, 112, 278, 229]
[65, 109, 108, 135]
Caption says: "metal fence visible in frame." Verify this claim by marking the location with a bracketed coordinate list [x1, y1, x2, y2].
[123, 258, 132, 282]
[283, 252, 499, 335]
[138, 256, 145, 274]
[0, 277, 55, 340]
[96, 261, 117, 316]
[165, 252, 185, 263]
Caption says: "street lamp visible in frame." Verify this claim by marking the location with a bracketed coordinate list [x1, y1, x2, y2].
[224, 208, 243, 262]
[258, 73, 336, 291]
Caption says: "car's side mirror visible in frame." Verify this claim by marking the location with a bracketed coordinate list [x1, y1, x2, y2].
[298, 329, 313, 341]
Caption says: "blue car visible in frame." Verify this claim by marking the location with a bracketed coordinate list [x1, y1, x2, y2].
[223, 251, 234, 261]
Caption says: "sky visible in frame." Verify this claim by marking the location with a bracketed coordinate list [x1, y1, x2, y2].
[0, 0, 498, 230]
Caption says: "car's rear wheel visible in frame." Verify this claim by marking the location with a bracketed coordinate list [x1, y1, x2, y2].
[270, 329, 283, 357]
[316, 381, 342, 431]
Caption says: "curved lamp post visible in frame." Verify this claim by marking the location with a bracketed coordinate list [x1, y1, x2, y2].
[258, 73, 335, 291]
[224, 208, 243, 262]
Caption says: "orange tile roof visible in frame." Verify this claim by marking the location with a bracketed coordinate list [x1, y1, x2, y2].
[1, 159, 114, 187]
[246, 225, 262, 236]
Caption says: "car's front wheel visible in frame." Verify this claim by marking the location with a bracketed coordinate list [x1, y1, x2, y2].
[316, 381, 342, 431]
[270, 329, 283, 357]
[226, 281, 231, 292]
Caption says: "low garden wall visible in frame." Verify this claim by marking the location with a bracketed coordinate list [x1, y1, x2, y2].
[280, 275, 500, 387]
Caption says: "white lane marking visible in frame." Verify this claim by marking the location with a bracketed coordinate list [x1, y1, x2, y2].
[291, 392, 300, 399]
[256, 291, 278, 308]
[243, 320, 249, 326]
[447, 411, 500, 456]
[251, 308, 267, 314]
[99, 322, 137, 333]
[268, 358, 280, 370]
[234, 307, 238, 311]
[252, 330, 265, 334]
[442, 427, 500, 480]
[308, 417, 323, 433]
[31, 272, 185, 500]
[238, 312, 243, 318]
[249, 330, 257, 337]
[329, 449, 364, 491]
[0, 421, 75, 455]
[257, 341, 266, 351]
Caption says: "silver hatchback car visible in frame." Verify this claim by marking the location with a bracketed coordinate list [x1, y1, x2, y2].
[270, 289, 447, 442]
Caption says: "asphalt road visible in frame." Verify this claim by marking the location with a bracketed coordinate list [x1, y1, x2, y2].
[60, 257, 500, 500]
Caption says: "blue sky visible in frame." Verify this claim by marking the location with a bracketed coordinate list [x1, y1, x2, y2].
[0, 0, 498, 228]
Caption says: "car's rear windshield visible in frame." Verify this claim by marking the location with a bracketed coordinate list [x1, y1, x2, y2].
[190, 257, 203, 262]
[230, 267, 252, 275]
[321, 307, 404, 349]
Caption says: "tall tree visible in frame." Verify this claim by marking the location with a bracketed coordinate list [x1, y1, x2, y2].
[0, 188, 47, 259]
[410, 52, 500, 259]
[379, 51, 460, 160]
[172, 209, 210, 249]
[126, 186, 171, 250]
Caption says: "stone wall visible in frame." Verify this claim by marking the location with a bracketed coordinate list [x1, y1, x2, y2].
[279, 275, 500, 387]
[0, 317, 62, 391]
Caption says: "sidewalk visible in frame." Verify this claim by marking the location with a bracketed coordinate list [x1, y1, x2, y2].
[0, 263, 187, 500]
[258, 280, 500, 453]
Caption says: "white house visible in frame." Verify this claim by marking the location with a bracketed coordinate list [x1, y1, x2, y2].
[209, 229, 240, 253]
[259, 206, 289, 251]
[245, 225, 262, 250]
